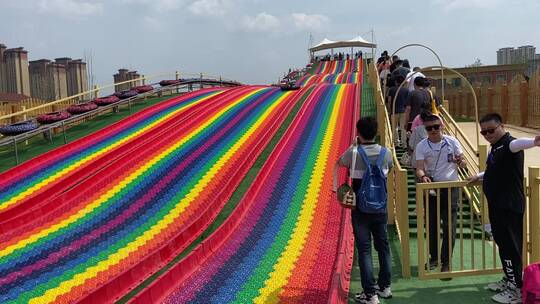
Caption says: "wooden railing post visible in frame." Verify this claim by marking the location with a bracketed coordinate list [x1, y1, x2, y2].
[520, 81, 529, 127]
[387, 168, 396, 225]
[442, 99, 449, 112]
[457, 90, 463, 118]
[487, 87, 494, 113]
[398, 168, 411, 278]
[93, 85, 99, 100]
[377, 102, 386, 146]
[529, 167, 540, 264]
[501, 83, 509, 120]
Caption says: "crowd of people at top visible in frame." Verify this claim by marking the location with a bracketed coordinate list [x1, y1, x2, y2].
[332, 49, 540, 304]
[311, 51, 363, 63]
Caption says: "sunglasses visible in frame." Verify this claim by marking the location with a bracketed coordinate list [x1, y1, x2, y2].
[425, 124, 441, 131]
[480, 125, 500, 136]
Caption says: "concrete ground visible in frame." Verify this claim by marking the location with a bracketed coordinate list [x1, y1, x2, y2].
[457, 122, 540, 176]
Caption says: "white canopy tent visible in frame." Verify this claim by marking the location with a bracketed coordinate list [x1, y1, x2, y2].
[309, 35, 376, 53]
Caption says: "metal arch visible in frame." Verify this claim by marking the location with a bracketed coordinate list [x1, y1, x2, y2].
[391, 43, 445, 101]
[390, 65, 480, 150]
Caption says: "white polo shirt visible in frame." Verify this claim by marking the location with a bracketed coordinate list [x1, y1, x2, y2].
[415, 135, 462, 182]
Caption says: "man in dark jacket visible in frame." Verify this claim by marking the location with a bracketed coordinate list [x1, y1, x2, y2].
[469, 113, 540, 304]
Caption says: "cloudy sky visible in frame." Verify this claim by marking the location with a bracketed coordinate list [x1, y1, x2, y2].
[1, 0, 539, 86]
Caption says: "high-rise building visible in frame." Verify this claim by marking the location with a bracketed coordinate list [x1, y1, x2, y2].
[113, 69, 143, 92]
[497, 46, 537, 65]
[497, 47, 514, 65]
[3, 47, 31, 96]
[55, 57, 88, 97]
[29, 59, 68, 101]
[0, 44, 7, 93]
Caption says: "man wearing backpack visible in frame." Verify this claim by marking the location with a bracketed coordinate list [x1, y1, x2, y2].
[415, 114, 466, 274]
[337, 117, 394, 304]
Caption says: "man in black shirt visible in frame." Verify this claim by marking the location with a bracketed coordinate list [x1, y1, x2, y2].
[387, 75, 408, 147]
[469, 113, 540, 304]
[403, 77, 431, 132]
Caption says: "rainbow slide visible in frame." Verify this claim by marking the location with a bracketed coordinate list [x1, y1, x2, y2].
[132, 83, 360, 304]
[0, 86, 310, 303]
[312, 58, 362, 75]
[296, 72, 362, 87]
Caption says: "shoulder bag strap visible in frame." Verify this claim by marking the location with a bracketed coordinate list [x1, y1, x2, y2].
[357, 145, 371, 174]
[376, 147, 387, 168]
[350, 142, 358, 182]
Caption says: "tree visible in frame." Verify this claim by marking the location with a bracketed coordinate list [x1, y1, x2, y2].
[467, 58, 483, 67]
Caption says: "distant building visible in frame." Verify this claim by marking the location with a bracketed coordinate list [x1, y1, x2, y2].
[0, 44, 6, 93]
[497, 45, 539, 76]
[497, 47, 514, 65]
[29, 59, 68, 101]
[497, 46, 536, 65]
[1, 47, 31, 96]
[113, 69, 143, 92]
[55, 57, 88, 97]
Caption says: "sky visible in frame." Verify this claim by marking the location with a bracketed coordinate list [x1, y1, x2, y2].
[1, 0, 539, 86]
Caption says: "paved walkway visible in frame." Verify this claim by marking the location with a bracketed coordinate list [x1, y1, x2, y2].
[457, 122, 540, 175]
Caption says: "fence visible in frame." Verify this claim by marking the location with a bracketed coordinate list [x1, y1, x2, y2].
[446, 69, 540, 129]
[367, 59, 411, 277]
[0, 98, 76, 123]
[0, 72, 237, 126]
[370, 59, 540, 280]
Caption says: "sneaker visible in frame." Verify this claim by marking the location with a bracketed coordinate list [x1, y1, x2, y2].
[487, 277, 509, 292]
[425, 260, 438, 271]
[376, 286, 392, 299]
[492, 283, 522, 304]
[354, 292, 380, 304]
[440, 265, 452, 281]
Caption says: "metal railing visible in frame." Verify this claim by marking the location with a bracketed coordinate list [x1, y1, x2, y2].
[415, 181, 501, 280]
[367, 59, 411, 277]
[0, 78, 240, 165]
[369, 57, 540, 280]
[527, 167, 540, 265]
[0, 71, 239, 125]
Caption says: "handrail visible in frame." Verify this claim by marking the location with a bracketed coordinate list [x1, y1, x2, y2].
[0, 71, 239, 121]
[368, 59, 410, 277]
[439, 106, 477, 155]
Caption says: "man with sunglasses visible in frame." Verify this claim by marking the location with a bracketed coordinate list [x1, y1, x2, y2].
[468, 113, 540, 304]
[415, 114, 466, 275]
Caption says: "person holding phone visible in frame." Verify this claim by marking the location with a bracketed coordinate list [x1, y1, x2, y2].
[415, 113, 466, 274]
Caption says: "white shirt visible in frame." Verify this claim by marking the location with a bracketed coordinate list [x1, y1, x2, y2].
[407, 71, 425, 92]
[415, 135, 463, 182]
[338, 144, 393, 179]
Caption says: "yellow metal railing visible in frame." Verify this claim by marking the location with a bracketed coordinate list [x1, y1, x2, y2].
[528, 167, 540, 265]
[369, 55, 540, 281]
[416, 181, 501, 280]
[367, 59, 411, 277]
[438, 104, 489, 219]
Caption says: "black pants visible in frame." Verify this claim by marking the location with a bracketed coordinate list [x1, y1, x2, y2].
[428, 188, 458, 267]
[489, 206, 523, 288]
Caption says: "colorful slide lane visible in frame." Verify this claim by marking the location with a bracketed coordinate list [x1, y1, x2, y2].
[0, 85, 306, 304]
[296, 72, 362, 87]
[132, 83, 359, 303]
[0, 88, 225, 233]
[312, 58, 362, 75]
